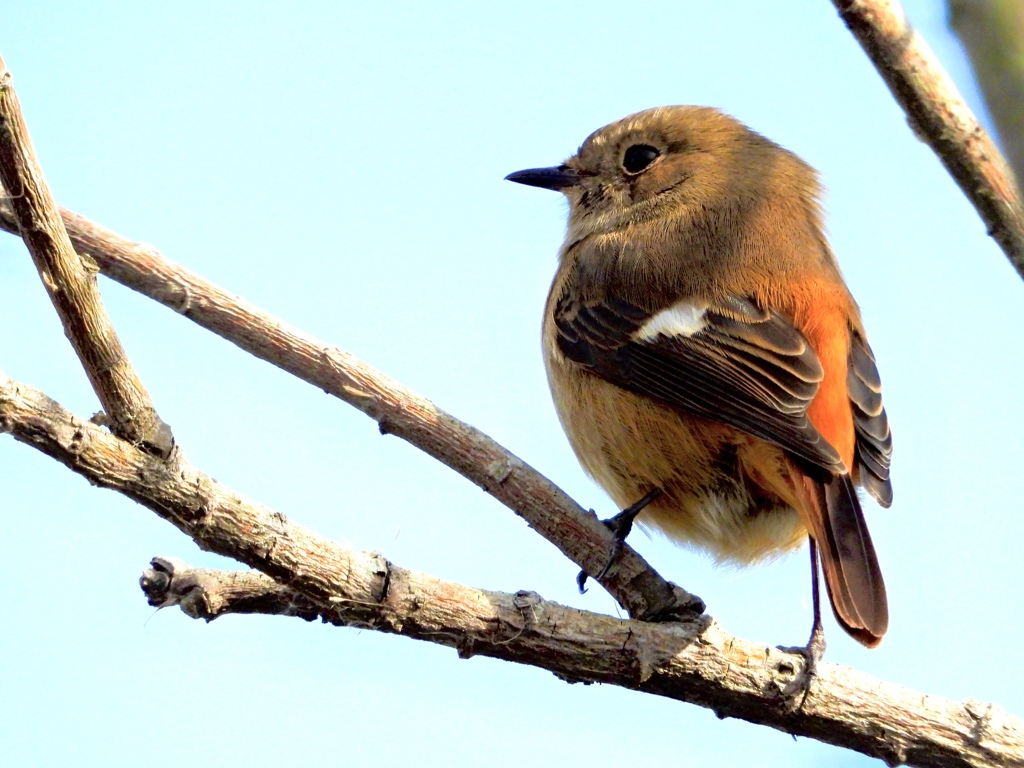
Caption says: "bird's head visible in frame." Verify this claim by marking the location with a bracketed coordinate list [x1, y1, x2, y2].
[507, 105, 808, 244]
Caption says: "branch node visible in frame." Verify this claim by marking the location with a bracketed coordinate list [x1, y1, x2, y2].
[489, 589, 543, 647]
[0, 54, 176, 457]
[78, 250, 100, 275]
[880, 736, 908, 768]
[374, 554, 392, 604]
[637, 583, 706, 622]
[456, 637, 477, 660]
[140, 556, 186, 608]
[485, 458, 513, 485]
[964, 698, 996, 747]
[172, 278, 192, 314]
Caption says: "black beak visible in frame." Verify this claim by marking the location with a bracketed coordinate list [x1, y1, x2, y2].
[505, 165, 579, 191]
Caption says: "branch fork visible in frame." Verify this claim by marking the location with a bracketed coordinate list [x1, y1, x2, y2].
[3, 2, 1024, 764]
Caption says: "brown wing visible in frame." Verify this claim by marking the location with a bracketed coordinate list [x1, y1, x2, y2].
[847, 331, 893, 507]
[553, 292, 846, 478]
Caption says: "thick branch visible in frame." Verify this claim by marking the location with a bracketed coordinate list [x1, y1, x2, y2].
[0, 55, 172, 455]
[832, 0, 1024, 278]
[0, 374, 1019, 768]
[0, 204, 699, 623]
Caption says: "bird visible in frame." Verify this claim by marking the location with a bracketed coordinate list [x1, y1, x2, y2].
[506, 105, 892, 651]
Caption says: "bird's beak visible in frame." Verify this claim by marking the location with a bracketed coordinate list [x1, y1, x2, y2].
[505, 165, 580, 191]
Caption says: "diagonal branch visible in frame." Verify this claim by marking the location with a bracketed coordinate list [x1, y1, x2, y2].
[832, 0, 1024, 279]
[0, 371, 1019, 768]
[0, 54, 172, 456]
[0, 203, 700, 623]
[948, 0, 1024, 190]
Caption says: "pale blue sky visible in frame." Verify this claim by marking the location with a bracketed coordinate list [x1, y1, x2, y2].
[2, 2, 1020, 766]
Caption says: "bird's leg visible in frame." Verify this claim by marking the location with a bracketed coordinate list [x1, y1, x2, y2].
[779, 537, 826, 708]
[577, 488, 662, 592]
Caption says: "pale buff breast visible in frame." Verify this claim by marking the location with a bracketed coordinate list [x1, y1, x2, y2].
[543, 318, 808, 565]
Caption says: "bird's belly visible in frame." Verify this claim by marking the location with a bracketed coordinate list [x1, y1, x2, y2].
[547, 356, 807, 565]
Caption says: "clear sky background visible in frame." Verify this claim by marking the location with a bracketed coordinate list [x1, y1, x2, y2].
[1, 2, 1020, 766]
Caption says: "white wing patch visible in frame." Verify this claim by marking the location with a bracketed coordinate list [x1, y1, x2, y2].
[633, 300, 708, 342]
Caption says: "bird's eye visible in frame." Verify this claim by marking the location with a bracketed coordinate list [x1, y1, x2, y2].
[622, 144, 660, 174]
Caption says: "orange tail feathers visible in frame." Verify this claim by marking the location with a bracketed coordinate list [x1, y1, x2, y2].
[802, 474, 888, 647]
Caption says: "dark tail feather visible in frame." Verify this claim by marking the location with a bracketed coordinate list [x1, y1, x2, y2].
[806, 474, 888, 647]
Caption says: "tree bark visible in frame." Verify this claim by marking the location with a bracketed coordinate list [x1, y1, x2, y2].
[0, 201, 701, 624]
[0, 54, 172, 455]
[948, 0, 1024, 191]
[832, 0, 1024, 278]
[1, 370, 1019, 768]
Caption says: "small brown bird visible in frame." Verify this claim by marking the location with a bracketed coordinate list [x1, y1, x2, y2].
[507, 106, 892, 649]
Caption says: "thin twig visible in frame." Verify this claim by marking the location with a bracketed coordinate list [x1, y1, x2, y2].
[0, 372, 1018, 768]
[0, 203, 700, 623]
[140, 557, 323, 621]
[0, 54, 173, 455]
[832, 0, 1024, 278]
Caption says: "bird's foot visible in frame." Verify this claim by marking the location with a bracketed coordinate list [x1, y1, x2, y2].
[777, 621, 826, 711]
[577, 488, 662, 593]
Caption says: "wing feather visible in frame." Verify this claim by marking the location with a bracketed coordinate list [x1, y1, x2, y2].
[848, 332, 893, 507]
[554, 292, 846, 477]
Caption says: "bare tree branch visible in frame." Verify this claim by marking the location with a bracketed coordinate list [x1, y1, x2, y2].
[140, 557, 323, 621]
[0, 203, 701, 623]
[0, 371, 1019, 768]
[1, 9, 1021, 761]
[948, 0, 1024, 190]
[0, 54, 172, 455]
[832, 0, 1024, 278]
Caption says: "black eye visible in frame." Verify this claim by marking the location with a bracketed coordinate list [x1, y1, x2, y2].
[622, 144, 660, 174]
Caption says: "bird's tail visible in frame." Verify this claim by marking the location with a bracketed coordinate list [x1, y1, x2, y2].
[802, 473, 888, 647]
